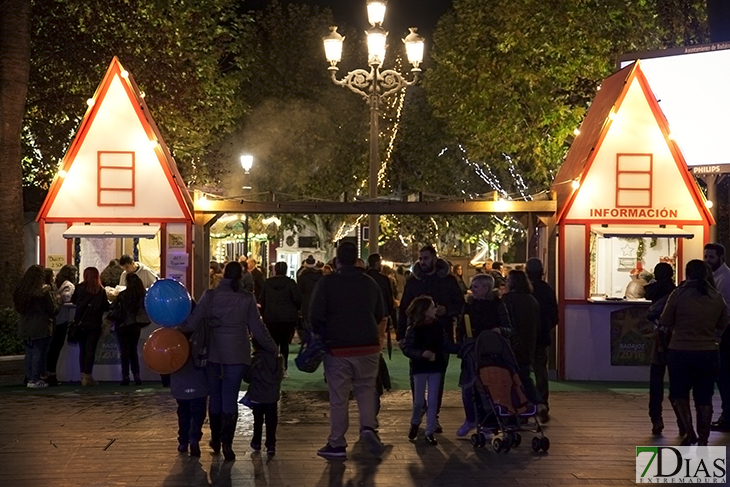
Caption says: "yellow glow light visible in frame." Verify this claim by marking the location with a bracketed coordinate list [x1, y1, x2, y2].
[494, 199, 509, 212]
[608, 112, 616, 120]
[58, 169, 68, 178]
[571, 179, 580, 190]
[149, 139, 158, 149]
[706, 200, 714, 209]
[121, 70, 129, 79]
[573, 128, 580, 136]
[87, 98, 95, 107]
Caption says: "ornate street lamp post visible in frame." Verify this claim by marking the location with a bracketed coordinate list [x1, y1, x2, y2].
[323, 0, 424, 255]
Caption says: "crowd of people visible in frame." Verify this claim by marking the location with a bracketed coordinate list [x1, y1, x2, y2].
[13, 254, 156, 388]
[645, 243, 730, 446]
[15, 238, 730, 458]
[14, 244, 562, 461]
[198, 244, 559, 459]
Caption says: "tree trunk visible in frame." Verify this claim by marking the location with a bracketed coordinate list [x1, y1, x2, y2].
[0, 0, 31, 308]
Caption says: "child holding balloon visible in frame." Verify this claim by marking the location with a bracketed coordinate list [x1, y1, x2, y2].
[170, 337, 209, 457]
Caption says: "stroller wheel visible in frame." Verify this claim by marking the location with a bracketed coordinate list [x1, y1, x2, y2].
[532, 437, 542, 453]
[471, 434, 480, 448]
[491, 437, 503, 453]
[512, 433, 522, 447]
[503, 435, 512, 449]
[479, 432, 489, 448]
[541, 437, 550, 452]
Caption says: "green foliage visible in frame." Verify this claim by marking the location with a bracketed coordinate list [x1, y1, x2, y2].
[24, 0, 253, 188]
[0, 308, 23, 356]
[425, 0, 707, 189]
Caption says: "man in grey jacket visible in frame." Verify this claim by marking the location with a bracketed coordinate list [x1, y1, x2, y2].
[310, 242, 387, 460]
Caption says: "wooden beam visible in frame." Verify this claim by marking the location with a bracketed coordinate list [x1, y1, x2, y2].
[195, 199, 556, 215]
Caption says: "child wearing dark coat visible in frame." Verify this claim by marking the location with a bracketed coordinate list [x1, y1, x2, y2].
[402, 295, 459, 445]
[241, 340, 283, 456]
[170, 354, 209, 457]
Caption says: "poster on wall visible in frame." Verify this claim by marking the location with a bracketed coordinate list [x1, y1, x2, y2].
[46, 254, 66, 270]
[610, 305, 653, 366]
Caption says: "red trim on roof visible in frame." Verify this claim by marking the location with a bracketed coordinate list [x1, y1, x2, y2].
[554, 62, 712, 226]
[37, 57, 193, 223]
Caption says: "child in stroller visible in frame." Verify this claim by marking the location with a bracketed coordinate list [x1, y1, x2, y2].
[469, 329, 549, 453]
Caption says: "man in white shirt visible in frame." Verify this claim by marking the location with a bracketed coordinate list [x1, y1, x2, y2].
[118, 254, 159, 289]
[704, 243, 730, 431]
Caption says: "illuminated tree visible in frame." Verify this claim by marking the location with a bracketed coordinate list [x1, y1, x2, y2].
[23, 0, 253, 188]
[425, 0, 706, 187]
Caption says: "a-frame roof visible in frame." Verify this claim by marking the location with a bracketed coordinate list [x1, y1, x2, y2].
[37, 57, 193, 222]
[552, 61, 713, 225]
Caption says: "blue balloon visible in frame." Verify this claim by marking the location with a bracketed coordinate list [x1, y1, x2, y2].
[144, 279, 192, 327]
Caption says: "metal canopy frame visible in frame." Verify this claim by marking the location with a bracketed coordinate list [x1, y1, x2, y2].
[192, 196, 557, 299]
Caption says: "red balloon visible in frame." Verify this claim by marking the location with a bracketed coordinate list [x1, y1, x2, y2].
[142, 328, 189, 375]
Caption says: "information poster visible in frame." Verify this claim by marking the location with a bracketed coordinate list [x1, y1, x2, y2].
[610, 305, 653, 366]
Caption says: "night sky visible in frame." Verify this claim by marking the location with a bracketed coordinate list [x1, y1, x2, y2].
[282, 0, 452, 38]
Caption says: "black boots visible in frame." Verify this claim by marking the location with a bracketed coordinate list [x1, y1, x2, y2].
[221, 413, 238, 461]
[209, 414, 222, 454]
[696, 405, 713, 446]
[650, 416, 664, 435]
[673, 398, 698, 445]
[670, 399, 686, 437]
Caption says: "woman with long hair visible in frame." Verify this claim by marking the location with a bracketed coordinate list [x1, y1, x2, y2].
[179, 261, 277, 461]
[209, 261, 223, 289]
[71, 267, 110, 386]
[660, 259, 729, 445]
[109, 273, 148, 385]
[501, 269, 541, 406]
[453, 265, 468, 295]
[45, 264, 77, 386]
[14, 265, 60, 388]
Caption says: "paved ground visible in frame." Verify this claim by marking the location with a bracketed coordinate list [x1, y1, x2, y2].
[1, 358, 728, 486]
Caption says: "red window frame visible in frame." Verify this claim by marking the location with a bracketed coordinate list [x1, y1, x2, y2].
[615, 153, 652, 208]
[98, 151, 135, 207]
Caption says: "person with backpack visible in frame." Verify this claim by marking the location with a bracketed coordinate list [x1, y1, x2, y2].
[178, 262, 277, 461]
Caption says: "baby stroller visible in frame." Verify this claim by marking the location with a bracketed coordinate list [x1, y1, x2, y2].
[469, 330, 549, 453]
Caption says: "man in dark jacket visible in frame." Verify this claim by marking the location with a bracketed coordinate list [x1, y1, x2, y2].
[260, 262, 301, 376]
[310, 242, 387, 460]
[398, 245, 465, 431]
[247, 257, 266, 303]
[366, 253, 395, 412]
[366, 253, 394, 322]
[297, 255, 322, 329]
[525, 258, 558, 423]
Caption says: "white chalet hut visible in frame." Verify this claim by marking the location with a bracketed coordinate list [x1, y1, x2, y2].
[37, 57, 194, 287]
[552, 60, 713, 381]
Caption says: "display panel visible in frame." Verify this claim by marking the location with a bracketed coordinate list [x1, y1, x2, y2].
[620, 46, 730, 167]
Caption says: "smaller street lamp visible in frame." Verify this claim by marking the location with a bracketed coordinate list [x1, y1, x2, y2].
[240, 154, 254, 254]
[240, 154, 253, 174]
